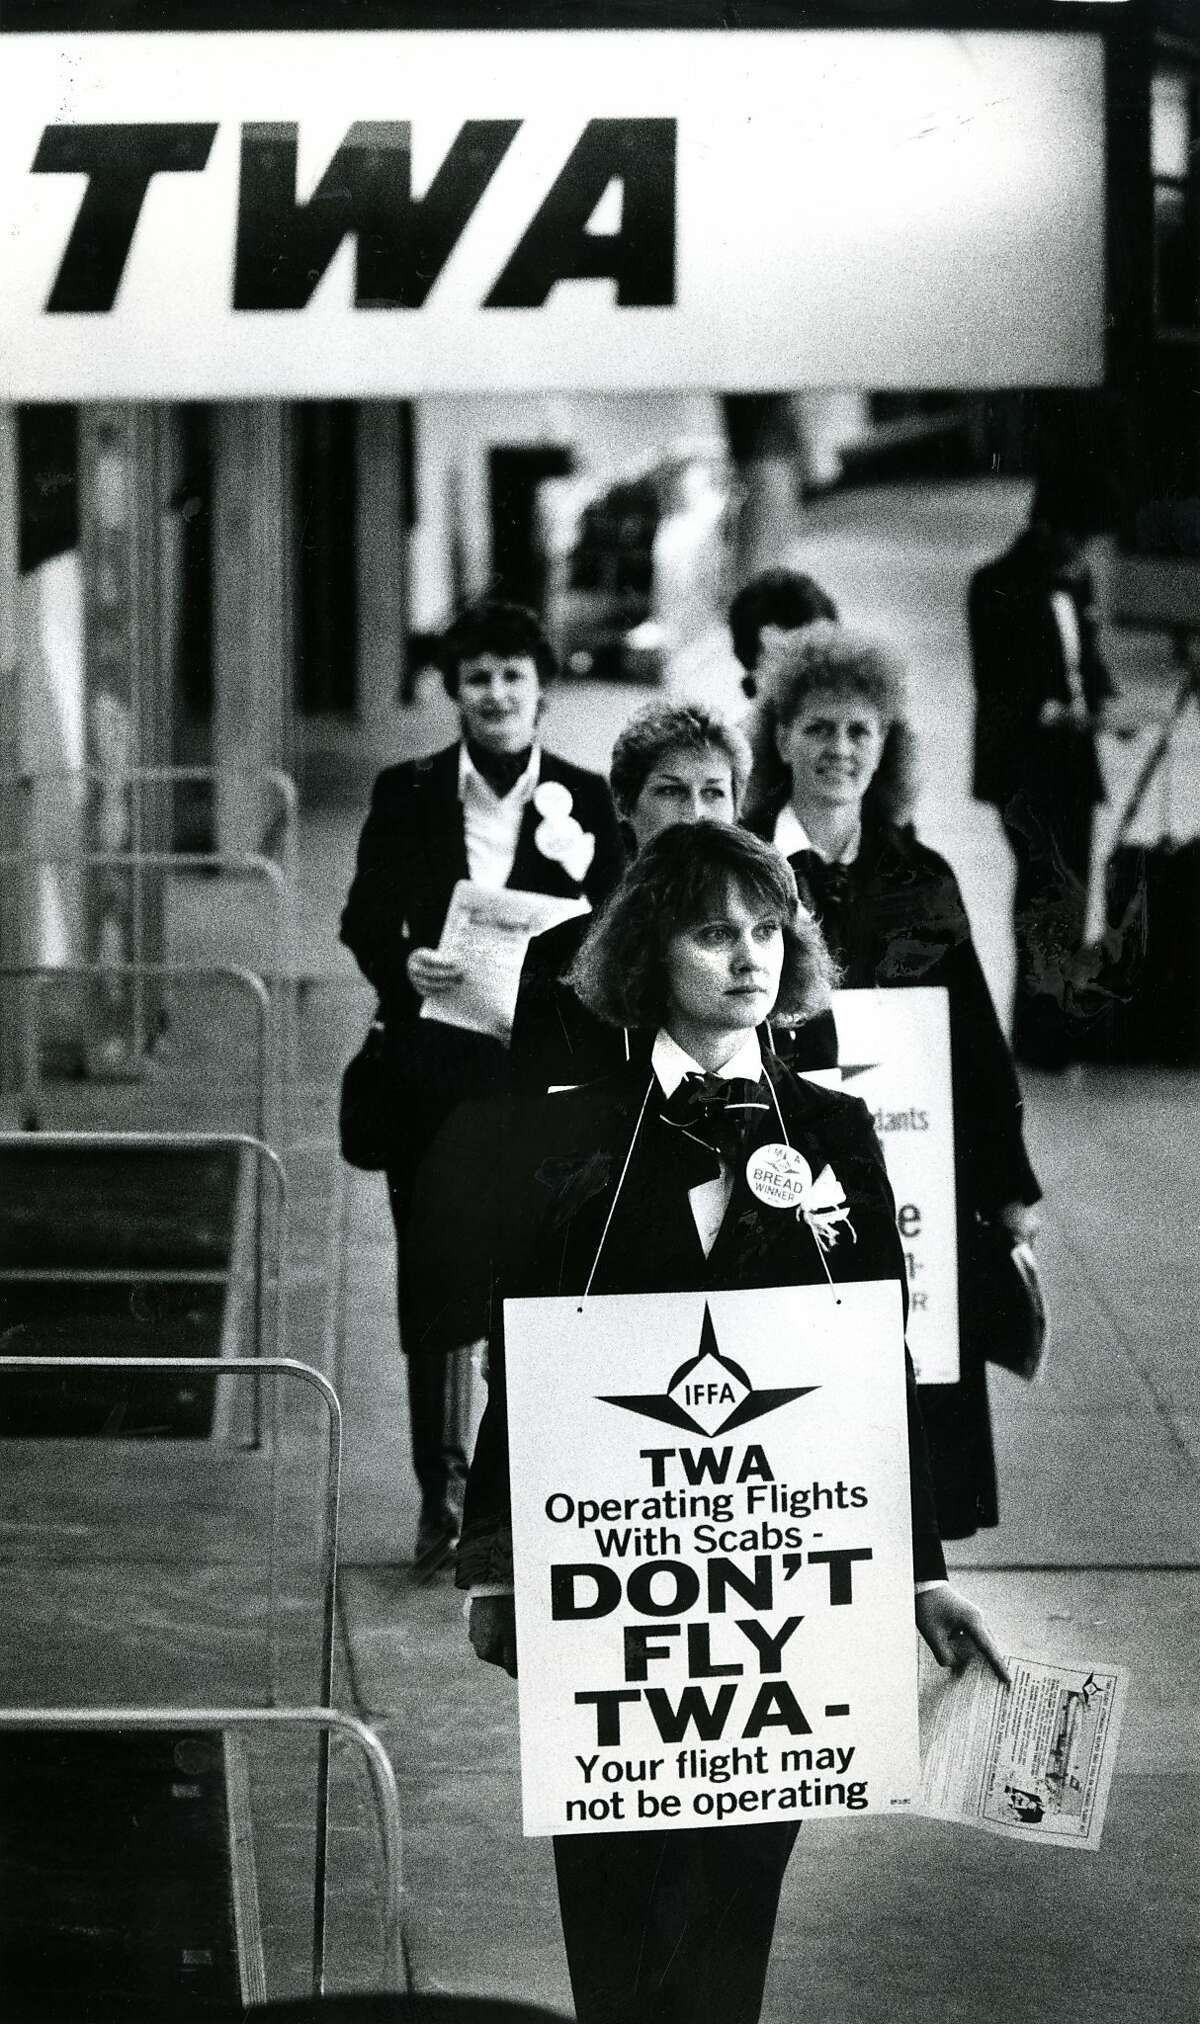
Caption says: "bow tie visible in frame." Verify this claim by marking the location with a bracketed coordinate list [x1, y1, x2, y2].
[658, 1073, 771, 1183]
[792, 852, 855, 918]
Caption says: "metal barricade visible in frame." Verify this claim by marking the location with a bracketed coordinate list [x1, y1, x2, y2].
[0, 1128, 287, 1372]
[0, 1355, 359, 1992]
[1, 762, 299, 953]
[2, 764, 299, 1107]
[0, 1704, 403, 1997]
[0, 961, 275, 1152]
[0, 845, 294, 1134]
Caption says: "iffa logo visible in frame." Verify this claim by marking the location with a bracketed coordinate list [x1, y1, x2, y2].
[600, 1305, 817, 1439]
[31, 118, 677, 315]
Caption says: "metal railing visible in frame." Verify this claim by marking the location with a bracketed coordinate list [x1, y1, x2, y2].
[2, 763, 299, 1083]
[0, 1704, 403, 1997]
[0, 1354, 349, 1990]
[0, 961, 275, 1156]
[0, 762, 300, 957]
[0, 1128, 288, 1373]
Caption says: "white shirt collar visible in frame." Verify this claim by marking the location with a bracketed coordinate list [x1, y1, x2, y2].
[773, 803, 860, 866]
[457, 741, 541, 806]
[651, 1028, 764, 1096]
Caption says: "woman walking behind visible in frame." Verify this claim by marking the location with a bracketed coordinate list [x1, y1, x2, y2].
[340, 599, 622, 1575]
[746, 622, 1042, 1541]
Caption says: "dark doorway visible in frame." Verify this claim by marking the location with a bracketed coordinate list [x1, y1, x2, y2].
[296, 402, 358, 715]
[488, 444, 575, 614]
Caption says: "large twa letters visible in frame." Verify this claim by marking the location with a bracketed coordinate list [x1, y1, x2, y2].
[33, 125, 218, 313]
[1, 32, 1106, 395]
[32, 117, 677, 315]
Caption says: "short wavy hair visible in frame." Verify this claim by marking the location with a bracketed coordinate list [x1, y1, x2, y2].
[438, 599, 557, 698]
[728, 568, 839, 674]
[568, 821, 837, 1032]
[768, 621, 918, 826]
[609, 701, 752, 819]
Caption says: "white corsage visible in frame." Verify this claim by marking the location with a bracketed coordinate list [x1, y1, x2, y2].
[533, 780, 595, 885]
[802, 1161, 855, 1253]
[744, 1144, 855, 1252]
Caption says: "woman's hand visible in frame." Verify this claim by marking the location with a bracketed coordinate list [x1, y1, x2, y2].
[407, 946, 465, 998]
[997, 1200, 1039, 1245]
[916, 1586, 1010, 1685]
[468, 1593, 518, 1677]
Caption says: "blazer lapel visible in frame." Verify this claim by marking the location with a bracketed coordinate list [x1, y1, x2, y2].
[508, 753, 584, 898]
[415, 746, 470, 929]
[508, 798, 562, 895]
[589, 1111, 709, 1293]
[704, 1062, 844, 1288]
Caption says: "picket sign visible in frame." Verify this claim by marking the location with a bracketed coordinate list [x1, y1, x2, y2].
[505, 1281, 919, 1838]
[804, 987, 959, 1387]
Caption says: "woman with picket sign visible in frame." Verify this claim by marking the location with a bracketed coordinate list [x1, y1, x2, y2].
[450, 821, 1007, 2024]
[745, 622, 1043, 1541]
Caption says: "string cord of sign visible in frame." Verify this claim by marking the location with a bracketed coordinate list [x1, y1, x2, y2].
[578, 1061, 841, 1308]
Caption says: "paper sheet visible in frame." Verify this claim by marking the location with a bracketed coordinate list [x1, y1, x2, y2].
[917, 1655, 1128, 1849]
[420, 880, 588, 1040]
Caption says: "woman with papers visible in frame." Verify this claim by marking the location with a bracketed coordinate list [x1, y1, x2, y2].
[340, 599, 622, 1577]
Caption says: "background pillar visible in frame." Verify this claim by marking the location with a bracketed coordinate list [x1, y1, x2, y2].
[355, 403, 408, 737]
[78, 404, 173, 1071]
[211, 402, 295, 856]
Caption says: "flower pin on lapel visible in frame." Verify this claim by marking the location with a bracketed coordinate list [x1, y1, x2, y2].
[803, 1162, 855, 1252]
[745, 1144, 854, 1251]
[533, 780, 595, 884]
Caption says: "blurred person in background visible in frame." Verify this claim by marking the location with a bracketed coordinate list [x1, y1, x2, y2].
[340, 599, 622, 1577]
[729, 566, 839, 814]
[746, 621, 1041, 1542]
[968, 470, 1123, 1070]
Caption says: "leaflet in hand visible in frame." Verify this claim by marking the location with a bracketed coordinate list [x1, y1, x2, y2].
[421, 881, 589, 1040]
[916, 1655, 1128, 1850]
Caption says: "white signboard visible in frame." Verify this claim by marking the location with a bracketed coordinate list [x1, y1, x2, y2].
[0, 30, 1105, 398]
[807, 987, 959, 1387]
[505, 1281, 920, 1838]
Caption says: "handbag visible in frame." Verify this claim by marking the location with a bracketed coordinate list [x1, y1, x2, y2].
[339, 1016, 398, 1172]
[339, 1008, 509, 1175]
[967, 1213, 1048, 1382]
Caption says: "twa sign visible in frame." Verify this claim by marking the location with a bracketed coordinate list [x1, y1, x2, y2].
[0, 31, 1105, 398]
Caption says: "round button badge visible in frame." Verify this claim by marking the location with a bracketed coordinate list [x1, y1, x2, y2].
[745, 1143, 813, 1211]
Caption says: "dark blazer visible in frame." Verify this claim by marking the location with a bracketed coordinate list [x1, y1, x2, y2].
[339, 742, 623, 1197]
[967, 527, 1113, 812]
[340, 741, 624, 1024]
[509, 913, 840, 1095]
[744, 814, 1041, 1226]
[431, 1054, 946, 1590]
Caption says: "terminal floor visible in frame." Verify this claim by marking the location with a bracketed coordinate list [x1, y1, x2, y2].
[3, 477, 1196, 2016]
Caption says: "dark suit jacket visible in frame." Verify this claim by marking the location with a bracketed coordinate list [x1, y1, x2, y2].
[967, 528, 1113, 811]
[338, 742, 623, 1194]
[428, 1055, 946, 1590]
[509, 913, 839, 1095]
[742, 815, 1042, 1229]
[340, 741, 624, 1024]
[739, 817, 1040, 1539]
